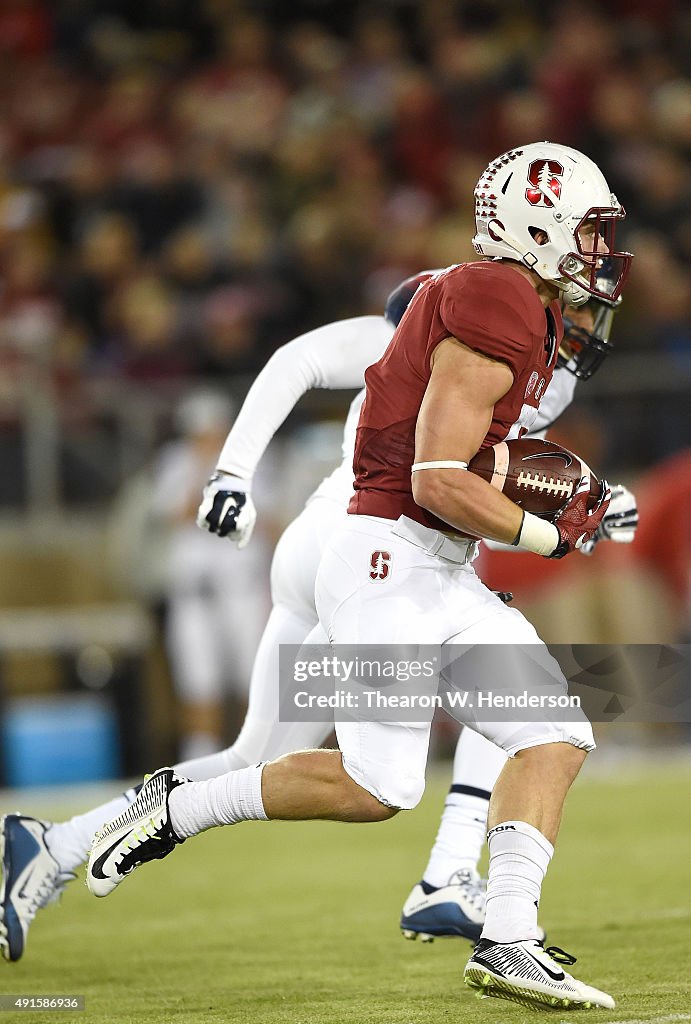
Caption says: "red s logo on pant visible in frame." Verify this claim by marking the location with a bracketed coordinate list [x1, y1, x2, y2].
[369, 550, 391, 581]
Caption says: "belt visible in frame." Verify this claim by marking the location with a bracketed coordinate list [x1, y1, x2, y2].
[391, 516, 479, 565]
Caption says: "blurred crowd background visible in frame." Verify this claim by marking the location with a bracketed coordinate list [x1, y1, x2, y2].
[0, 0, 689, 784]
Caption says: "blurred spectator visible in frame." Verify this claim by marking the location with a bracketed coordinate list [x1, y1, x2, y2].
[64, 213, 138, 359]
[150, 388, 270, 760]
[0, 236, 59, 362]
[194, 284, 267, 378]
[107, 273, 190, 381]
[535, 5, 616, 145]
[628, 448, 691, 637]
[391, 69, 457, 199]
[0, 0, 687, 508]
[0, 0, 52, 60]
[112, 137, 203, 254]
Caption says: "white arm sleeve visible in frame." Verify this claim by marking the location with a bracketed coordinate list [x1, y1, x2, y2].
[530, 367, 577, 437]
[216, 316, 394, 479]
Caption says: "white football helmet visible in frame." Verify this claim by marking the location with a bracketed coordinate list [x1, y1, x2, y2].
[472, 142, 633, 306]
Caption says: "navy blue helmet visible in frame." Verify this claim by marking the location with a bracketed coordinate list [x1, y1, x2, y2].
[559, 264, 621, 380]
[383, 270, 441, 328]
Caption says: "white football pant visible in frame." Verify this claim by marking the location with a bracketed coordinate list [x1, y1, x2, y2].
[316, 514, 595, 810]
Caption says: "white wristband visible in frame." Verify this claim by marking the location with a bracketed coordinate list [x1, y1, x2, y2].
[514, 511, 560, 556]
[411, 460, 468, 471]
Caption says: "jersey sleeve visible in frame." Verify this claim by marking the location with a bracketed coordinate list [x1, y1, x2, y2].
[439, 269, 534, 381]
[216, 316, 393, 479]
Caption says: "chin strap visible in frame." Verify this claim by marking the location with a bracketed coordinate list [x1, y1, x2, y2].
[489, 221, 542, 274]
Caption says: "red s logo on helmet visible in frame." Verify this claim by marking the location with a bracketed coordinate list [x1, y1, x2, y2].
[526, 160, 564, 207]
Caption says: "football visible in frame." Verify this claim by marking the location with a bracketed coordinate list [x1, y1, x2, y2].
[468, 437, 599, 520]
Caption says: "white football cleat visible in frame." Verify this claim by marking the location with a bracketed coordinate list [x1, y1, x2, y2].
[0, 815, 75, 962]
[464, 937, 615, 1010]
[400, 869, 486, 942]
[87, 768, 187, 898]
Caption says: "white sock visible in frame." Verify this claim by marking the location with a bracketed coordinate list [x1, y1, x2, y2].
[169, 764, 267, 838]
[423, 788, 490, 887]
[482, 821, 553, 943]
[423, 728, 506, 887]
[174, 745, 248, 782]
[45, 788, 139, 873]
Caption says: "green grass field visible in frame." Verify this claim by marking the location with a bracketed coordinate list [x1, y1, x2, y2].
[2, 756, 690, 1024]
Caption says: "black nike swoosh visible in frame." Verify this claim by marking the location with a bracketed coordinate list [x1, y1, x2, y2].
[524, 949, 565, 982]
[17, 867, 37, 901]
[90, 835, 128, 880]
[522, 452, 573, 468]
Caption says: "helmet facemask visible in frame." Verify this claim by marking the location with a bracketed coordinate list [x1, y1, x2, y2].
[558, 207, 632, 305]
[559, 264, 621, 380]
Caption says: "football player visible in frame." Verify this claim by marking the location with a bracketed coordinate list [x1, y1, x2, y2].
[85, 143, 635, 1011]
[0, 277, 411, 963]
[0, 265, 633, 966]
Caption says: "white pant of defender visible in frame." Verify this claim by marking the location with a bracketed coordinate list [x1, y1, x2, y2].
[315, 514, 594, 810]
[227, 496, 344, 764]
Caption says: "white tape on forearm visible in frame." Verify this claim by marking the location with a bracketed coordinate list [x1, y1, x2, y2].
[515, 511, 560, 556]
[411, 460, 468, 471]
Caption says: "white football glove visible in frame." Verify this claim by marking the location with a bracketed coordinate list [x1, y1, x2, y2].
[579, 483, 638, 555]
[196, 473, 257, 549]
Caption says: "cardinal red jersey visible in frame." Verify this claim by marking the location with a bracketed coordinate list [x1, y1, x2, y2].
[349, 261, 562, 533]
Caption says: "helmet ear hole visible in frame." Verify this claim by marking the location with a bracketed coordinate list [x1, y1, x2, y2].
[529, 227, 549, 245]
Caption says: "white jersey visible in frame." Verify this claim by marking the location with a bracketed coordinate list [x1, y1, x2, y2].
[214, 313, 578, 512]
[309, 388, 366, 504]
